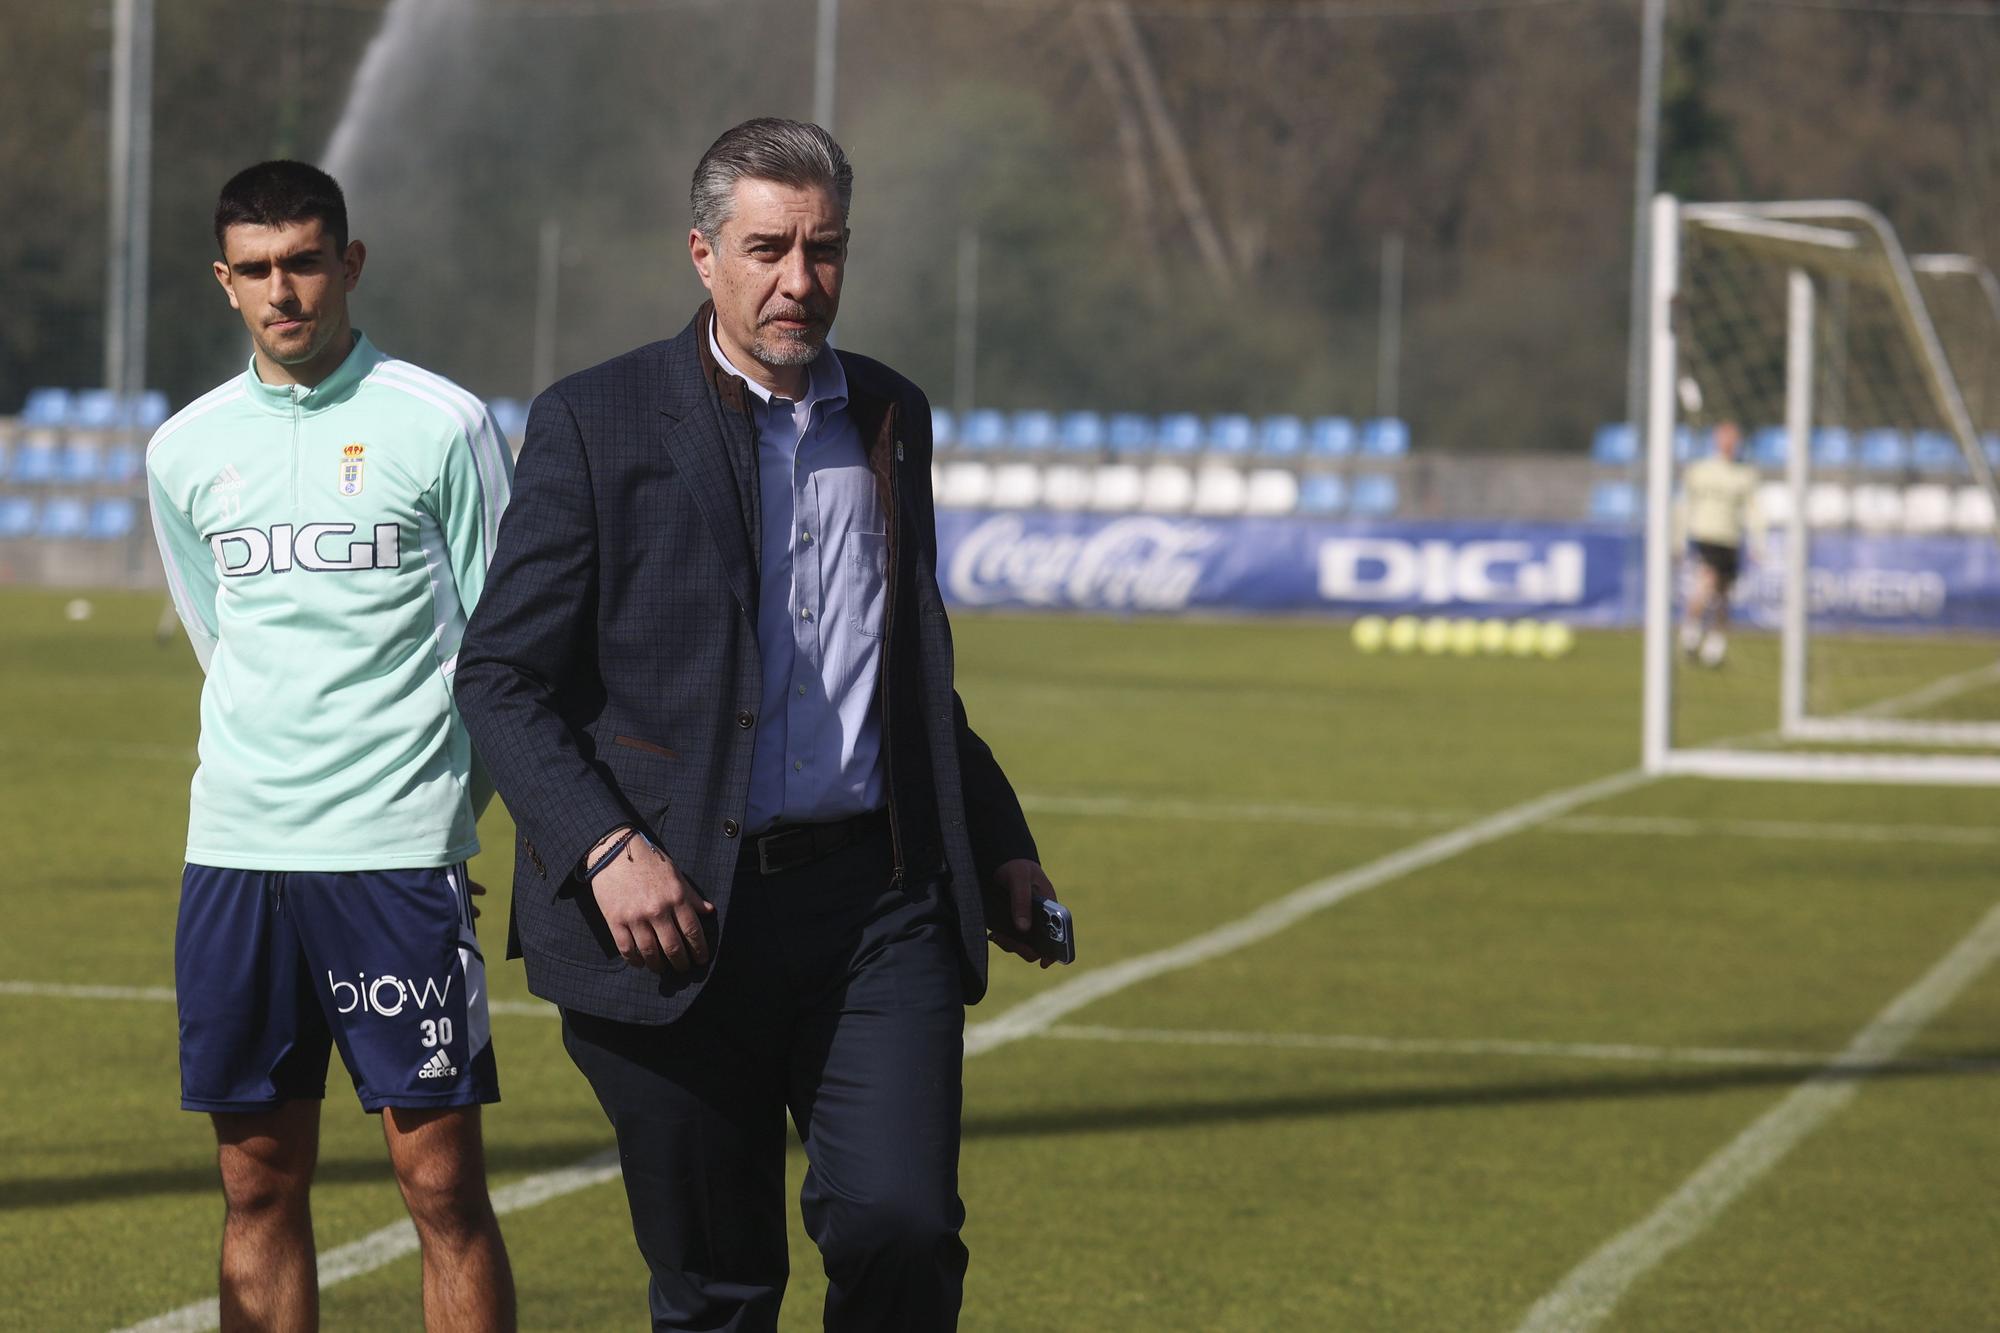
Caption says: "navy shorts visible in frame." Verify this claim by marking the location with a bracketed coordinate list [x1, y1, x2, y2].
[175, 864, 500, 1114]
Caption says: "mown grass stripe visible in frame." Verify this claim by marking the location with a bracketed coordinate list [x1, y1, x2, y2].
[110, 763, 1650, 1332]
[1515, 897, 2000, 1333]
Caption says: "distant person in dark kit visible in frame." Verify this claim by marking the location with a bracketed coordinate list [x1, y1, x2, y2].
[454, 117, 1070, 1331]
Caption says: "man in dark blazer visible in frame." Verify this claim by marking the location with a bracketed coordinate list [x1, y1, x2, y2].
[455, 118, 1060, 1331]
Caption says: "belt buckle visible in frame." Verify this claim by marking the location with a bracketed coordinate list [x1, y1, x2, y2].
[758, 827, 811, 875]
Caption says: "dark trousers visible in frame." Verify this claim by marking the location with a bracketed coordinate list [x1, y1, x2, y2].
[562, 827, 968, 1332]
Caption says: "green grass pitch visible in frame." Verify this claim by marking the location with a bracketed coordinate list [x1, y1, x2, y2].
[2, 588, 1996, 1330]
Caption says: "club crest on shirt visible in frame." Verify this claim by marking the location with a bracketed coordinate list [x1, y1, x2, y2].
[339, 443, 366, 496]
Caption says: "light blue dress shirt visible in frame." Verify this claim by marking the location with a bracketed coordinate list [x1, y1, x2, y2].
[709, 320, 888, 833]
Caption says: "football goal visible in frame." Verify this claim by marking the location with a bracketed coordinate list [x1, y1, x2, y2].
[1642, 195, 2000, 785]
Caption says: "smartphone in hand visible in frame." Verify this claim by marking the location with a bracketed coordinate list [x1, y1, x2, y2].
[1033, 896, 1076, 965]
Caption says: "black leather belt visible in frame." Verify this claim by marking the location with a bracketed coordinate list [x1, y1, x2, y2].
[745, 808, 889, 877]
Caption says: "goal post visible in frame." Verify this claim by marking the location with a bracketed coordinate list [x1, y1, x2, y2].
[1642, 194, 2000, 786]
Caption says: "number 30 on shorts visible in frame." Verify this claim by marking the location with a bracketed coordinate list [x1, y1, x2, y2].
[419, 1017, 455, 1048]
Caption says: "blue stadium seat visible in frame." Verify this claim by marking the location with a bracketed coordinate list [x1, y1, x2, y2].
[1588, 480, 1638, 524]
[488, 398, 529, 440]
[19, 388, 74, 428]
[1297, 473, 1346, 514]
[1591, 423, 1637, 466]
[1307, 416, 1356, 457]
[133, 390, 170, 430]
[8, 441, 60, 485]
[1010, 410, 1057, 452]
[1154, 413, 1203, 455]
[1911, 430, 1965, 475]
[930, 407, 955, 448]
[72, 389, 123, 431]
[960, 409, 1008, 451]
[1811, 427, 1853, 469]
[1673, 426, 1703, 462]
[1360, 418, 1410, 457]
[1205, 414, 1255, 455]
[102, 445, 143, 485]
[1349, 473, 1400, 516]
[1057, 411, 1104, 453]
[1858, 428, 1907, 472]
[1747, 426, 1787, 468]
[55, 446, 102, 485]
[38, 497, 88, 539]
[1107, 413, 1152, 456]
[1257, 415, 1305, 458]
[0, 496, 36, 538]
[86, 498, 137, 541]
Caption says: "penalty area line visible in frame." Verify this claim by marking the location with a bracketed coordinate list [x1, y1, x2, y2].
[968, 765, 1652, 1059]
[112, 1150, 624, 1333]
[113, 762, 1649, 1333]
[1514, 896, 2000, 1333]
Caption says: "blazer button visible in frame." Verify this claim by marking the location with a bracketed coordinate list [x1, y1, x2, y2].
[736, 710, 755, 728]
[723, 819, 740, 838]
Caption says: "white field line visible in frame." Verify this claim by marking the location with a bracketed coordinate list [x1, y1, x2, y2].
[0, 980, 549, 1018]
[15, 984, 1979, 1076]
[1047, 1024, 1835, 1067]
[96, 654, 2000, 1331]
[1848, 658, 2000, 720]
[114, 1150, 623, 1333]
[106, 762, 1650, 1333]
[1515, 897, 2000, 1333]
[18, 985, 1986, 1074]
[1549, 811, 2000, 847]
[1021, 792, 2000, 849]
[964, 767, 1652, 1058]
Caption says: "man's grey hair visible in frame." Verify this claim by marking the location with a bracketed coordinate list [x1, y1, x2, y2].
[690, 118, 853, 240]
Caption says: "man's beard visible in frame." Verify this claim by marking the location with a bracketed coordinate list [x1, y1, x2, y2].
[751, 324, 824, 368]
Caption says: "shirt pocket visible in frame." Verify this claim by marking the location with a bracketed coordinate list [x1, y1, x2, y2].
[849, 531, 888, 639]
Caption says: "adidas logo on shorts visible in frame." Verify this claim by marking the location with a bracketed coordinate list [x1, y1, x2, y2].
[416, 1048, 459, 1080]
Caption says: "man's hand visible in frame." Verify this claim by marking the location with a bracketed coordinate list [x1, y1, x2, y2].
[986, 858, 1059, 969]
[468, 879, 487, 919]
[586, 827, 716, 974]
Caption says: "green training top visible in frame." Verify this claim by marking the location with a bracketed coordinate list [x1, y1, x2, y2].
[145, 332, 514, 870]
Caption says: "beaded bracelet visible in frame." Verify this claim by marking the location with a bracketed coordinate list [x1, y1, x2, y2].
[585, 828, 643, 881]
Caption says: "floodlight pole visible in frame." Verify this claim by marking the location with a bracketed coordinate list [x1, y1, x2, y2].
[953, 225, 979, 419]
[1623, 0, 1666, 481]
[813, 0, 839, 132]
[105, 0, 155, 410]
[1377, 232, 1404, 421]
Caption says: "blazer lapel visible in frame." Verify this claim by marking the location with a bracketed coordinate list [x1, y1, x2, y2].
[658, 315, 759, 617]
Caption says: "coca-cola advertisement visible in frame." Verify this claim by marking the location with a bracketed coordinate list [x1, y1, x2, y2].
[934, 511, 1638, 621]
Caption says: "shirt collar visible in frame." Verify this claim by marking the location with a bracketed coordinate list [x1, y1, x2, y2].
[706, 315, 847, 417]
[241, 330, 384, 415]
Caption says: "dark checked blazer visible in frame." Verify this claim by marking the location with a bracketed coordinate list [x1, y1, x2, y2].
[454, 302, 1038, 1024]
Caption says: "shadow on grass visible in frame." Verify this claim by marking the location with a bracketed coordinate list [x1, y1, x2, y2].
[959, 1052, 2000, 1141]
[15, 1053, 1999, 1211]
[1, 1138, 613, 1211]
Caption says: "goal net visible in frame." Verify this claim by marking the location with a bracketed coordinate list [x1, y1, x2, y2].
[1643, 196, 2000, 785]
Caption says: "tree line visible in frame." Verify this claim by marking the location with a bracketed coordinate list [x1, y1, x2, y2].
[3, 0, 1995, 453]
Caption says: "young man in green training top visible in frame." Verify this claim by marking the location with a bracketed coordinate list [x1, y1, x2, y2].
[145, 160, 516, 1331]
